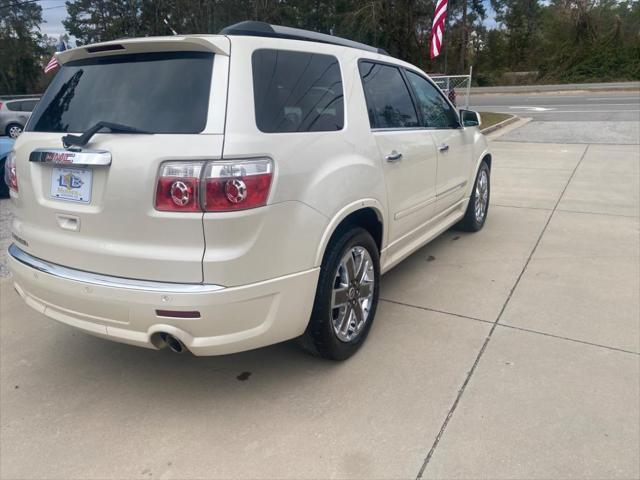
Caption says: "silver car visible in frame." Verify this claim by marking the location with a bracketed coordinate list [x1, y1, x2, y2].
[0, 98, 39, 138]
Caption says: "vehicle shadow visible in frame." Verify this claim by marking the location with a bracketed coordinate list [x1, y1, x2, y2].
[36, 322, 346, 407]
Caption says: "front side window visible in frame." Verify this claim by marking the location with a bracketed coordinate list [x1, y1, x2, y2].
[28, 51, 214, 134]
[252, 49, 344, 133]
[359, 62, 419, 129]
[405, 71, 459, 129]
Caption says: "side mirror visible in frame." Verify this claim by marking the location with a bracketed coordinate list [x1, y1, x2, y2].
[460, 110, 481, 127]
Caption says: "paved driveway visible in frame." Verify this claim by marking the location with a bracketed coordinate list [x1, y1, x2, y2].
[1, 132, 638, 478]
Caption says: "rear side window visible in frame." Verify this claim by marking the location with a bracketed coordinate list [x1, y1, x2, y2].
[358, 62, 419, 129]
[6, 101, 21, 111]
[20, 100, 38, 112]
[252, 49, 344, 133]
[28, 51, 213, 134]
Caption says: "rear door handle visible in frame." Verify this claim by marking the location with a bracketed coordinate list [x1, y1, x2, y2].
[385, 151, 403, 163]
[438, 144, 449, 152]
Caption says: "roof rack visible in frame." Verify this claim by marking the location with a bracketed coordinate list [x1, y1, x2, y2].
[220, 21, 389, 56]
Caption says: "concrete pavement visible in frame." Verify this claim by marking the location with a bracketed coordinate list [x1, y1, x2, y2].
[1, 133, 639, 478]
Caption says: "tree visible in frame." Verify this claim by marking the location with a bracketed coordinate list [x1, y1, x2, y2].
[0, 0, 45, 94]
[52, 0, 640, 85]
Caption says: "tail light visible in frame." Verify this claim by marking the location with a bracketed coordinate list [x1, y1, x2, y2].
[154, 158, 273, 212]
[203, 158, 273, 212]
[155, 162, 203, 212]
[4, 151, 18, 193]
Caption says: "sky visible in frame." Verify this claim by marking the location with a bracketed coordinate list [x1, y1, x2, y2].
[38, 0, 68, 39]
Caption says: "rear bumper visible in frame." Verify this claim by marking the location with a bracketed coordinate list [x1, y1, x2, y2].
[8, 244, 319, 356]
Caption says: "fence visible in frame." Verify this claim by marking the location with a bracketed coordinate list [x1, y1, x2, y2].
[430, 67, 473, 109]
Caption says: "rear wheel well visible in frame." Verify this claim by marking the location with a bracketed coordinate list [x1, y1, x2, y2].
[482, 153, 492, 170]
[324, 208, 383, 261]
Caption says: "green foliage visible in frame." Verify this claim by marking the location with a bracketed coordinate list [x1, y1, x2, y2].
[532, 0, 640, 82]
[0, 0, 46, 94]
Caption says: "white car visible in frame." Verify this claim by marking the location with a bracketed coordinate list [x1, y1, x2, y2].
[0, 97, 39, 138]
[7, 22, 491, 360]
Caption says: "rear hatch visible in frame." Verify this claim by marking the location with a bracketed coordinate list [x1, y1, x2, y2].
[11, 36, 230, 283]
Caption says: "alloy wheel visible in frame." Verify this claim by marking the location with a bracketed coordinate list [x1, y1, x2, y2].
[330, 246, 375, 342]
[8, 125, 22, 139]
[474, 169, 489, 223]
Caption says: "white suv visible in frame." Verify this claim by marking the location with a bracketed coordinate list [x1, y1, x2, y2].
[7, 22, 491, 360]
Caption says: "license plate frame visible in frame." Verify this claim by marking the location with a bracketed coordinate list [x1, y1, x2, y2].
[50, 166, 93, 204]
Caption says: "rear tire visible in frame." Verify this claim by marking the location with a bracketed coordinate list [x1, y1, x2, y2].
[300, 226, 380, 360]
[6, 123, 23, 139]
[456, 161, 490, 232]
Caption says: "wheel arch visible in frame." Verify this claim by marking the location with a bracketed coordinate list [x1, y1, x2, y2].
[481, 152, 492, 170]
[314, 199, 386, 267]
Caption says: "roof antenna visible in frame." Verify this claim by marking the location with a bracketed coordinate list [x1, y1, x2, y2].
[164, 17, 178, 35]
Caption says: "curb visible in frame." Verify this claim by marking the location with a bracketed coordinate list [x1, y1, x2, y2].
[481, 114, 519, 134]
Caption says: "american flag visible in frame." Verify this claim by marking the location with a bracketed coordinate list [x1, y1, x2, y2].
[429, 0, 448, 59]
[44, 40, 67, 74]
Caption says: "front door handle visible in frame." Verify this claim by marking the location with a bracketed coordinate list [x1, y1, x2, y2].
[385, 151, 403, 163]
[438, 144, 449, 152]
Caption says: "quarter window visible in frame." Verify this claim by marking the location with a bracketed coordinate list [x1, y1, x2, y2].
[6, 101, 21, 112]
[405, 71, 459, 129]
[252, 49, 344, 133]
[358, 62, 419, 129]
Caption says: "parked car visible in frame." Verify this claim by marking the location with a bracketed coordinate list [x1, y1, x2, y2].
[7, 22, 490, 360]
[0, 98, 39, 138]
[0, 136, 15, 198]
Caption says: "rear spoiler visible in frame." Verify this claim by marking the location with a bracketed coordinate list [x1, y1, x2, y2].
[56, 35, 230, 65]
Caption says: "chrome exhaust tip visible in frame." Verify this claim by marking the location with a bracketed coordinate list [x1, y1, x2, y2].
[161, 333, 187, 354]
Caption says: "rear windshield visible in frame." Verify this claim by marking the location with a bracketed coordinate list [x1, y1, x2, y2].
[28, 51, 213, 134]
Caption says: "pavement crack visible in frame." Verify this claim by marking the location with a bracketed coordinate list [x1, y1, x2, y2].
[416, 144, 591, 479]
[555, 208, 639, 219]
[379, 298, 492, 325]
[496, 323, 640, 356]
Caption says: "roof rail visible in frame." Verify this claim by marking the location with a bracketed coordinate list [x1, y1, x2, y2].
[220, 21, 390, 56]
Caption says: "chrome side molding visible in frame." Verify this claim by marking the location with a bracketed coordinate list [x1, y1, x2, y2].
[8, 244, 224, 293]
[29, 148, 112, 166]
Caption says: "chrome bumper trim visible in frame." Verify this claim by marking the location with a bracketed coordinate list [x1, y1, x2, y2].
[8, 244, 225, 293]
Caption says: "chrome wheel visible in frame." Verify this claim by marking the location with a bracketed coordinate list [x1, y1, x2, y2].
[474, 169, 489, 223]
[8, 125, 22, 139]
[331, 246, 375, 342]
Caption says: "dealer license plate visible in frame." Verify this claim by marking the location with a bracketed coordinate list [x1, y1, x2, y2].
[50, 167, 92, 203]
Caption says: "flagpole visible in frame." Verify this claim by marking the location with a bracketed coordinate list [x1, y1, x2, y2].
[443, 10, 448, 73]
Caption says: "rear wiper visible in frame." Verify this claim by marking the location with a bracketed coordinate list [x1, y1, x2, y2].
[62, 121, 152, 149]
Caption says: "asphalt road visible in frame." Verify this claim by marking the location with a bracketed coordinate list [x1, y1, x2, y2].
[469, 90, 640, 121]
